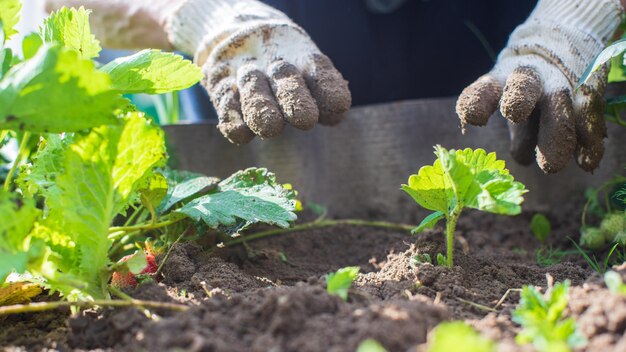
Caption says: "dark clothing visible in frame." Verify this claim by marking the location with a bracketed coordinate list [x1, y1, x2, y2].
[264, 0, 537, 105]
[184, 0, 538, 121]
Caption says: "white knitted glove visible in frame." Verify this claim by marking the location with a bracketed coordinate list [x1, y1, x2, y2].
[45, 0, 352, 144]
[456, 0, 623, 173]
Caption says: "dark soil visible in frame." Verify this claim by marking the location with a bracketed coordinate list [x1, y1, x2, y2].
[2, 209, 626, 352]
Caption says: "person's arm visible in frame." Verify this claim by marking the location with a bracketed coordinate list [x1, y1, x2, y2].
[457, 0, 624, 173]
[46, 0, 351, 145]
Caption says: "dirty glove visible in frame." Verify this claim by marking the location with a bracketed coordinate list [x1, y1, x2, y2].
[456, 0, 623, 173]
[46, 0, 352, 144]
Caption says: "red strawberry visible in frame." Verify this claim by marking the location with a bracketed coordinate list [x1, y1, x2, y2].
[111, 252, 158, 288]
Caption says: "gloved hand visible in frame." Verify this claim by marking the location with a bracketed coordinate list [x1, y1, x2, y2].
[45, 0, 352, 144]
[456, 0, 623, 173]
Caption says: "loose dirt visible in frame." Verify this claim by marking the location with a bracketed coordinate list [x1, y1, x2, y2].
[2, 209, 626, 352]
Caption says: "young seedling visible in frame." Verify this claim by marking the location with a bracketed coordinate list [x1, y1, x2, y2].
[604, 271, 626, 295]
[356, 339, 388, 352]
[427, 321, 494, 352]
[326, 266, 360, 301]
[403, 146, 527, 267]
[531, 213, 551, 243]
[513, 281, 586, 352]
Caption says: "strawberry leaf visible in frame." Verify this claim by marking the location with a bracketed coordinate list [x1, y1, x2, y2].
[177, 168, 297, 235]
[41, 7, 101, 59]
[100, 49, 202, 94]
[0, 0, 22, 43]
[413, 211, 445, 234]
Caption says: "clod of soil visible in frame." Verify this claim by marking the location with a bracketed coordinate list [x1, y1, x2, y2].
[2, 210, 626, 351]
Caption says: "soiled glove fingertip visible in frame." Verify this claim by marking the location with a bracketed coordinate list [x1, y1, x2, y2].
[575, 142, 604, 172]
[218, 121, 256, 145]
[536, 91, 577, 173]
[270, 61, 319, 130]
[305, 54, 352, 125]
[500, 67, 542, 123]
[456, 75, 502, 127]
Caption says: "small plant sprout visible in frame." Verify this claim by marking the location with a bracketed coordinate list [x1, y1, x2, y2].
[513, 281, 586, 352]
[427, 321, 495, 352]
[326, 266, 360, 301]
[403, 146, 527, 267]
[531, 213, 551, 243]
[604, 271, 626, 295]
[356, 339, 388, 352]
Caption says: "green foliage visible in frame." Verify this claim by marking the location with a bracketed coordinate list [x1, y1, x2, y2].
[513, 281, 586, 352]
[356, 339, 388, 352]
[0, 45, 125, 133]
[326, 266, 359, 301]
[0, 3, 298, 303]
[157, 169, 219, 214]
[0, 191, 40, 282]
[604, 271, 626, 295]
[101, 49, 203, 94]
[178, 168, 297, 235]
[428, 321, 494, 352]
[40, 7, 101, 59]
[531, 214, 551, 243]
[535, 247, 577, 267]
[0, 0, 22, 42]
[403, 146, 526, 266]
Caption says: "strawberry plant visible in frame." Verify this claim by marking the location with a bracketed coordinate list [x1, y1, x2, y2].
[0, 4, 297, 302]
[513, 281, 586, 352]
[402, 146, 527, 267]
[326, 266, 359, 301]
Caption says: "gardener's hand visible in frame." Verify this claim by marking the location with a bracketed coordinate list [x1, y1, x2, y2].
[45, 0, 351, 144]
[456, 0, 623, 173]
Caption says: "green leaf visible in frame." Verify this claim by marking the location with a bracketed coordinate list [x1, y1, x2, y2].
[512, 281, 586, 351]
[428, 322, 494, 352]
[42, 113, 166, 297]
[141, 172, 168, 212]
[0, 0, 22, 42]
[531, 214, 552, 243]
[412, 211, 444, 234]
[177, 168, 297, 235]
[40, 7, 101, 59]
[17, 134, 68, 198]
[0, 191, 40, 282]
[0, 48, 13, 79]
[403, 146, 526, 217]
[0, 45, 126, 133]
[156, 169, 219, 214]
[100, 49, 202, 94]
[605, 271, 626, 295]
[22, 33, 43, 60]
[326, 266, 359, 301]
[608, 55, 626, 83]
[579, 39, 626, 88]
[125, 250, 147, 275]
[357, 339, 388, 352]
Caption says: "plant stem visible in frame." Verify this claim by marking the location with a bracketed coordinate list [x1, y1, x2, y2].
[155, 226, 192, 277]
[3, 132, 31, 191]
[445, 212, 460, 267]
[225, 219, 414, 246]
[108, 217, 182, 234]
[0, 298, 189, 316]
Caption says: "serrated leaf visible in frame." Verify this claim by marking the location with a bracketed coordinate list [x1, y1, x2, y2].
[17, 134, 68, 198]
[404, 146, 526, 217]
[42, 113, 166, 297]
[326, 266, 359, 301]
[40, 7, 101, 59]
[0, 282, 42, 306]
[156, 169, 219, 214]
[0, 45, 125, 133]
[100, 49, 202, 94]
[412, 211, 444, 234]
[0, 191, 40, 282]
[177, 168, 297, 235]
[0, 0, 21, 42]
